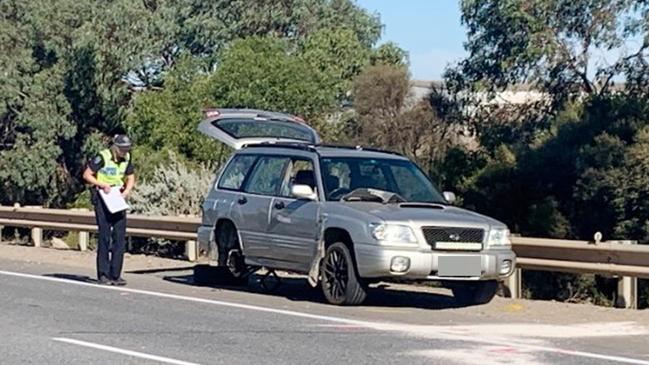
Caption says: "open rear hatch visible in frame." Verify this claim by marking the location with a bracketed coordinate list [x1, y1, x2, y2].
[197, 108, 321, 149]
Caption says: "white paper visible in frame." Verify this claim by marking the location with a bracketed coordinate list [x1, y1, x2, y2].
[99, 186, 130, 213]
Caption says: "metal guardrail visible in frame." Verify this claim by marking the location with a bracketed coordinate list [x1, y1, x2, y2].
[0, 206, 200, 240]
[511, 237, 649, 277]
[0, 205, 200, 260]
[0, 206, 646, 308]
[507, 236, 646, 309]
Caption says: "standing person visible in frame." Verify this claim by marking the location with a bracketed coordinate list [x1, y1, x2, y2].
[83, 134, 135, 286]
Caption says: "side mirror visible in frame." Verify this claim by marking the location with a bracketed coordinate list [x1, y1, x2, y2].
[291, 184, 317, 200]
[443, 191, 456, 204]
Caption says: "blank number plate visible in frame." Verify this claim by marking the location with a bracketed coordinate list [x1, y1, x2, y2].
[438, 256, 481, 277]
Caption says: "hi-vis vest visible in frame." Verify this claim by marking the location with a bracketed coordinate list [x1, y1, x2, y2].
[96, 149, 130, 187]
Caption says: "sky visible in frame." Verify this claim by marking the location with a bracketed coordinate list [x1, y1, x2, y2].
[356, 0, 468, 81]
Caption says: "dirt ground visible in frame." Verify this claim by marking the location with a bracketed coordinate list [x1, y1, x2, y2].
[0, 242, 191, 272]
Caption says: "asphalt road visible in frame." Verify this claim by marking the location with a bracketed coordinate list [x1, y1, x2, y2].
[1, 257, 649, 365]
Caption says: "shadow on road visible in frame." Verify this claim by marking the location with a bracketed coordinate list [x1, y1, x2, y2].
[44, 273, 97, 283]
[126, 266, 195, 274]
[160, 271, 467, 310]
[41, 268, 477, 310]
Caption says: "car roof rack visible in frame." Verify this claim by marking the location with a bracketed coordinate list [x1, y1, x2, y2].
[316, 143, 404, 157]
[242, 141, 317, 152]
[241, 141, 404, 157]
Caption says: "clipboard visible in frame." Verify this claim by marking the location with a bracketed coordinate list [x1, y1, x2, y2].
[98, 186, 130, 213]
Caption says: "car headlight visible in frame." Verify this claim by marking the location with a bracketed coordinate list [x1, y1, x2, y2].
[370, 223, 418, 245]
[487, 228, 511, 248]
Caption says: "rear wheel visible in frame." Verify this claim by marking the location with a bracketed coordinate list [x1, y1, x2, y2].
[451, 280, 499, 306]
[320, 242, 367, 305]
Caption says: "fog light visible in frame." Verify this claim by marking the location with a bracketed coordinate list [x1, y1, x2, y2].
[500, 259, 512, 274]
[390, 256, 410, 273]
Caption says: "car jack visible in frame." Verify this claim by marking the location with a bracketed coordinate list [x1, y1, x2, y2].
[259, 269, 282, 291]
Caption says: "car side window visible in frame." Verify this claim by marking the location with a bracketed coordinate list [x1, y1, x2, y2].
[280, 158, 316, 197]
[218, 154, 257, 190]
[244, 156, 290, 196]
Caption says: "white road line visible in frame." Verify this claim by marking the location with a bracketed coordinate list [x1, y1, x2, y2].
[2, 270, 649, 365]
[0, 270, 370, 326]
[52, 337, 202, 365]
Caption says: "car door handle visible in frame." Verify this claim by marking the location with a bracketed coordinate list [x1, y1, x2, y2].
[274, 201, 285, 210]
[237, 197, 247, 205]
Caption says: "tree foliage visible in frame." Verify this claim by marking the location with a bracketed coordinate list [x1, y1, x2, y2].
[431, 0, 649, 305]
[0, 0, 388, 204]
[457, 0, 649, 100]
[350, 65, 456, 183]
[207, 36, 338, 118]
[434, 0, 649, 242]
[168, 0, 382, 57]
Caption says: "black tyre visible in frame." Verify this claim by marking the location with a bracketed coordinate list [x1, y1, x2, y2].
[320, 242, 367, 305]
[451, 280, 499, 306]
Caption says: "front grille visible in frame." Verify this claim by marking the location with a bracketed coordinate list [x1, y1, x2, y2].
[422, 226, 485, 251]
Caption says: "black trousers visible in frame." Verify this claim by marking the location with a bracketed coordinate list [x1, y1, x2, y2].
[94, 196, 127, 280]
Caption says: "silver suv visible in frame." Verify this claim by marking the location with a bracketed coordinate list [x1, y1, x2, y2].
[195, 108, 516, 306]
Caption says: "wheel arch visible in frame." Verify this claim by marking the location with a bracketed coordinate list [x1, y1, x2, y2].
[323, 227, 362, 276]
[213, 218, 245, 263]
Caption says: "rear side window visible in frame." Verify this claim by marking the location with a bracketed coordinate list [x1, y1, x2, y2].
[244, 156, 290, 195]
[218, 154, 257, 190]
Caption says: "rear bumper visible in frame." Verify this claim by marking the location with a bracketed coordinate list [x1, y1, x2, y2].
[354, 242, 516, 281]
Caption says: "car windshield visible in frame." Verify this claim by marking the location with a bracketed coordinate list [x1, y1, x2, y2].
[320, 157, 446, 203]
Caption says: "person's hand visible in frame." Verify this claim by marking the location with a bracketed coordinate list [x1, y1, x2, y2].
[121, 189, 130, 199]
[101, 184, 111, 194]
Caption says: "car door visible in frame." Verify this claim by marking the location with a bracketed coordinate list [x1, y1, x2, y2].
[236, 155, 291, 260]
[267, 158, 321, 272]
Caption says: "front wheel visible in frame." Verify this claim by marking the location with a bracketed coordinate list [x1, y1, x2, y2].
[320, 242, 368, 305]
[451, 280, 499, 306]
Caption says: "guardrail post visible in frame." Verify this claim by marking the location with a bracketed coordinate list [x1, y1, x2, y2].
[78, 230, 89, 251]
[617, 276, 637, 309]
[185, 240, 197, 262]
[613, 240, 638, 309]
[503, 268, 522, 299]
[75, 208, 89, 251]
[26, 206, 43, 247]
[31, 227, 43, 247]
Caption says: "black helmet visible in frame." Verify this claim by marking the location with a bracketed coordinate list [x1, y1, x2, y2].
[113, 134, 132, 150]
